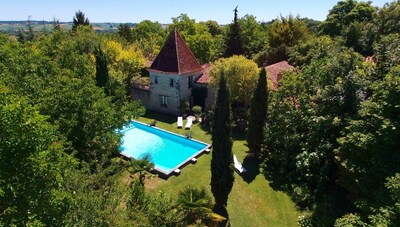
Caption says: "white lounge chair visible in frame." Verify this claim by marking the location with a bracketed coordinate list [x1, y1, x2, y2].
[233, 155, 247, 173]
[177, 116, 183, 128]
[185, 117, 193, 129]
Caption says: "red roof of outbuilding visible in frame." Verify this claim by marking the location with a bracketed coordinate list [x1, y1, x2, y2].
[149, 29, 203, 75]
[266, 61, 295, 90]
[196, 64, 211, 84]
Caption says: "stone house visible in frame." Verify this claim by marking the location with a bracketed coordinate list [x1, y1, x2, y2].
[132, 29, 207, 116]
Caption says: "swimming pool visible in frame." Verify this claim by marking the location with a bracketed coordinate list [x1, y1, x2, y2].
[119, 121, 210, 175]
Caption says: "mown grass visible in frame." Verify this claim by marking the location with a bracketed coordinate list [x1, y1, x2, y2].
[137, 111, 299, 227]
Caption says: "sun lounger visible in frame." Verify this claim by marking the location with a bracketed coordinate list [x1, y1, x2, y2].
[177, 116, 183, 128]
[185, 117, 193, 129]
[233, 155, 247, 173]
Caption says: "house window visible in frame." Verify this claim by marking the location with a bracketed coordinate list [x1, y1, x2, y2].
[170, 79, 174, 87]
[154, 76, 158, 84]
[160, 95, 168, 107]
[188, 76, 193, 88]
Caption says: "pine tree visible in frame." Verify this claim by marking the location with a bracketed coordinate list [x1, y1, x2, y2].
[72, 10, 91, 31]
[210, 74, 234, 215]
[247, 68, 268, 157]
[224, 6, 244, 57]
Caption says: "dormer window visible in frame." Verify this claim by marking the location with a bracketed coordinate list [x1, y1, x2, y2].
[154, 76, 158, 84]
[170, 79, 174, 87]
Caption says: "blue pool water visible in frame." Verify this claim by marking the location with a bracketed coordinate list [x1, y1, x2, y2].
[120, 121, 209, 175]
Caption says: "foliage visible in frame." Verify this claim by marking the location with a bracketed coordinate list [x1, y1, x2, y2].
[263, 46, 366, 225]
[64, 161, 133, 226]
[335, 66, 400, 210]
[95, 46, 110, 91]
[117, 23, 133, 42]
[247, 68, 268, 156]
[224, 7, 244, 57]
[132, 20, 165, 59]
[169, 14, 217, 64]
[0, 90, 76, 226]
[103, 39, 146, 93]
[127, 181, 184, 226]
[264, 15, 309, 64]
[0, 28, 144, 167]
[179, 100, 190, 115]
[239, 14, 268, 58]
[72, 10, 91, 31]
[192, 105, 203, 119]
[335, 173, 400, 226]
[375, 0, 400, 36]
[204, 20, 223, 37]
[288, 36, 339, 67]
[373, 33, 400, 77]
[320, 0, 376, 37]
[341, 21, 376, 55]
[209, 55, 259, 106]
[177, 185, 213, 225]
[268, 15, 309, 50]
[128, 154, 155, 185]
[210, 74, 234, 214]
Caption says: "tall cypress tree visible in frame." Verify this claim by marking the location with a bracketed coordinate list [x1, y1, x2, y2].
[210, 74, 234, 214]
[95, 47, 109, 94]
[224, 6, 244, 57]
[247, 68, 268, 157]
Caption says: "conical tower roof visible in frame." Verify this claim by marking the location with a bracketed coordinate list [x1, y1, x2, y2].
[149, 29, 203, 75]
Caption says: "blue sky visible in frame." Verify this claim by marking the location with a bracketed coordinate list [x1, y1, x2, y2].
[0, 0, 391, 24]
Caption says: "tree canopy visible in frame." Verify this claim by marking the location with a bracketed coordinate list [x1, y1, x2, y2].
[209, 55, 259, 106]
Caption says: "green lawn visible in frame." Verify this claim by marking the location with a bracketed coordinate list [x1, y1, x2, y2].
[138, 111, 299, 227]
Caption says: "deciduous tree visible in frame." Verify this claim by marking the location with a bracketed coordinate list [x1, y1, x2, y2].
[0, 91, 75, 226]
[320, 0, 376, 36]
[209, 55, 259, 106]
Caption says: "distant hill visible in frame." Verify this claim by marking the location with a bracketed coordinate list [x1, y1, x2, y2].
[0, 20, 137, 34]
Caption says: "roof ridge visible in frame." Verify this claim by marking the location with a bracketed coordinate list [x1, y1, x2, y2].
[175, 29, 181, 74]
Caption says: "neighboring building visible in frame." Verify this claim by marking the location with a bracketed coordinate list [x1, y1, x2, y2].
[265, 60, 295, 91]
[131, 29, 204, 115]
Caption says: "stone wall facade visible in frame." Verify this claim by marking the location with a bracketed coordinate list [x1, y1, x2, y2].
[143, 71, 202, 115]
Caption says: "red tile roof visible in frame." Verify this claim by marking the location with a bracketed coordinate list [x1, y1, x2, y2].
[149, 29, 203, 75]
[266, 61, 295, 90]
[196, 64, 211, 84]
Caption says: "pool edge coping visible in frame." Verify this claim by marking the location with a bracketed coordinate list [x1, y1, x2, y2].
[120, 120, 211, 176]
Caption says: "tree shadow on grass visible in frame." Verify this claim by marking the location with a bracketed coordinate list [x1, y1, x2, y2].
[213, 204, 230, 227]
[241, 155, 261, 184]
[142, 110, 176, 124]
